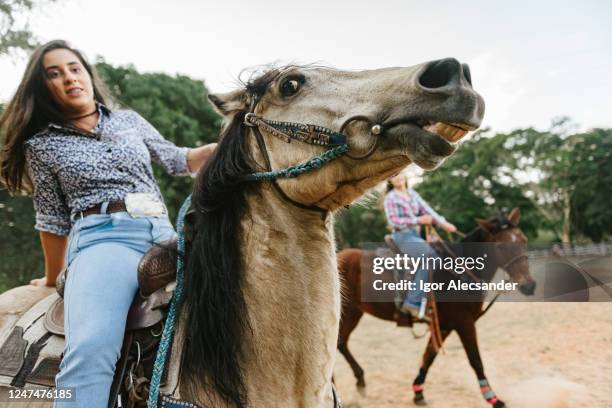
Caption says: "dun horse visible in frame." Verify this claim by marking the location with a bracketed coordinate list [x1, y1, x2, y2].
[0, 60, 484, 407]
[337, 209, 536, 408]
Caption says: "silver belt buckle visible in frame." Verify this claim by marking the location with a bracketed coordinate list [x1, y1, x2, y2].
[125, 193, 167, 218]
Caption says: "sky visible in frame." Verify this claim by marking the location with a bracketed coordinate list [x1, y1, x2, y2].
[1, 0, 611, 133]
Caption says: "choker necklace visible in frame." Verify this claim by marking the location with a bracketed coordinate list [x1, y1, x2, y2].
[69, 109, 98, 121]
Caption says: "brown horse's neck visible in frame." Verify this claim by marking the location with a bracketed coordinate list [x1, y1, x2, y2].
[239, 184, 340, 406]
[461, 229, 502, 284]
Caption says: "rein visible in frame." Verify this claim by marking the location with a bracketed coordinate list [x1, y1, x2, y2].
[427, 225, 529, 321]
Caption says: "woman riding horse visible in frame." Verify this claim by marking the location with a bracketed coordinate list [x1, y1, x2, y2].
[0, 40, 216, 407]
[384, 172, 456, 321]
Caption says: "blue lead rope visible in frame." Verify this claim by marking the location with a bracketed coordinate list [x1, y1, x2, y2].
[245, 144, 349, 181]
[148, 194, 192, 408]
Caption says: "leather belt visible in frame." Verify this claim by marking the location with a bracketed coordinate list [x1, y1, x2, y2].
[78, 200, 127, 219]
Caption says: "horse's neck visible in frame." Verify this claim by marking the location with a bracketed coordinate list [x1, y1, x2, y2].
[462, 234, 500, 283]
[240, 185, 340, 406]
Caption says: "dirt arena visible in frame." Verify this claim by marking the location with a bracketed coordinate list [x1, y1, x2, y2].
[333, 302, 612, 408]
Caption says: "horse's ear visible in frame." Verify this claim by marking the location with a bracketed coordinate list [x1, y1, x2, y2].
[476, 218, 495, 233]
[508, 207, 521, 226]
[208, 90, 249, 116]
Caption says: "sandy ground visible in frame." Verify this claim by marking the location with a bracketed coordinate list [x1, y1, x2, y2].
[333, 302, 612, 408]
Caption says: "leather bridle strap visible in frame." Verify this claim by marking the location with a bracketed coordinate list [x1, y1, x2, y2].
[244, 113, 347, 147]
[243, 106, 383, 214]
[499, 253, 528, 271]
[251, 124, 329, 213]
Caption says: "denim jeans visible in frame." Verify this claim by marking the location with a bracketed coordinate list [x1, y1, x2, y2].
[392, 229, 439, 309]
[54, 207, 176, 408]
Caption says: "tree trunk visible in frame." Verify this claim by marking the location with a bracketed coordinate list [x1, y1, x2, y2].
[561, 190, 571, 243]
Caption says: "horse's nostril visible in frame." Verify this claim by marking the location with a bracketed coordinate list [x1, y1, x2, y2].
[462, 63, 472, 86]
[419, 58, 461, 89]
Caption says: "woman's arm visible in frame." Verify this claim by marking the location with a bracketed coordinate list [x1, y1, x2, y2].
[413, 189, 456, 232]
[187, 143, 217, 173]
[31, 231, 67, 287]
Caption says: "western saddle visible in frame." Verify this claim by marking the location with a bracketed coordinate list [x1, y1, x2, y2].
[13, 239, 181, 408]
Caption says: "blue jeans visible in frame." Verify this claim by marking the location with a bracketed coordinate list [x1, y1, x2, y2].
[392, 229, 439, 309]
[54, 207, 176, 408]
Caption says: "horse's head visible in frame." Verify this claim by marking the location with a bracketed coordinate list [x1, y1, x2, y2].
[475, 208, 536, 296]
[208, 60, 484, 210]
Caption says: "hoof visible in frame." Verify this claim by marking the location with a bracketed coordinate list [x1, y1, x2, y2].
[356, 384, 367, 397]
[413, 393, 427, 406]
[493, 400, 506, 408]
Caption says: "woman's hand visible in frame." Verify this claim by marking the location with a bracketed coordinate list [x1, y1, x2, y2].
[441, 222, 457, 233]
[417, 214, 433, 225]
[30, 276, 55, 287]
[187, 143, 217, 173]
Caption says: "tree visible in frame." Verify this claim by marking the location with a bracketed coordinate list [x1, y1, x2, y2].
[334, 196, 388, 249]
[0, 0, 56, 55]
[417, 129, 544, 240]
[95, 60, 220, 217]
[564, 129, 612, 242]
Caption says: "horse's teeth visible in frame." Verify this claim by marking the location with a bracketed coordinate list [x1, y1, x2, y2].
[423, 122, 469, 142]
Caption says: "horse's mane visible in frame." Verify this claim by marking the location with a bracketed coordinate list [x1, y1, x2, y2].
[178, 68, 287, 407]
[178, 111, 253, 406]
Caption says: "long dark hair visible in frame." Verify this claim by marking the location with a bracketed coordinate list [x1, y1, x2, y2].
[179, 69, 284, 407]
[385, 175, 409, 194]
[0, 39, 112, 193]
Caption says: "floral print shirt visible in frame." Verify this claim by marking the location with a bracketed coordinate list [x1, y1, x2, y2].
[24, 104, 191, 235]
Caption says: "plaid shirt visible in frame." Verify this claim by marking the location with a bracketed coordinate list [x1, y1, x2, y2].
[384, 188, 446, 230]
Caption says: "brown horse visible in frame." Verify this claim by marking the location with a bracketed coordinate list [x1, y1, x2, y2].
[337, 208, 536, 408]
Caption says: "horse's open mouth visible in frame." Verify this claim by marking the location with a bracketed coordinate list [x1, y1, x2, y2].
[387, 120, 477, 169]
[416, 120, 476, 143]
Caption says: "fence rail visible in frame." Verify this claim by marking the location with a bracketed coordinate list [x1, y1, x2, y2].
[528, 243, 612, 259]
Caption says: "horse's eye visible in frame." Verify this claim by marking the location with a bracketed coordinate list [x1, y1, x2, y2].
[280, 78, 301, 97]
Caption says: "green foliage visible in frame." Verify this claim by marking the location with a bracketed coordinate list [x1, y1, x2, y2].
[417, 129, 544, 240]
[0, 0, 56, 55]
[95, 60, 221, 218]
[334, 196, 388, 249]
[0, 192, 42, 292]
[0, 62, 220, 290]
[565, 129, 612, 242]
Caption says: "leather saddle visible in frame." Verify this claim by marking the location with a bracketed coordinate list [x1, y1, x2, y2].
[46, 239, 179, 336]
[384, 234, 402, 254]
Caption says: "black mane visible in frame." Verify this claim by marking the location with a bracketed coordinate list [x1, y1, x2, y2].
[179, 111, 254, 407]
[462, 215, 511, 242]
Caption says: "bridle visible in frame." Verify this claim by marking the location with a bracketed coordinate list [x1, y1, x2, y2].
[243, 95, 384, 214]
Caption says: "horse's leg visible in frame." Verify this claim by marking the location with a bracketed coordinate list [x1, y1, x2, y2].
[412, 330, 451, 406]
[337, 307, 366, 389]
[456, 322, 505, 408]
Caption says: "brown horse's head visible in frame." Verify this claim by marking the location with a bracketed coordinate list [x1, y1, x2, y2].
[208, 60, 485, 210]
[476, 208, 536, 295]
